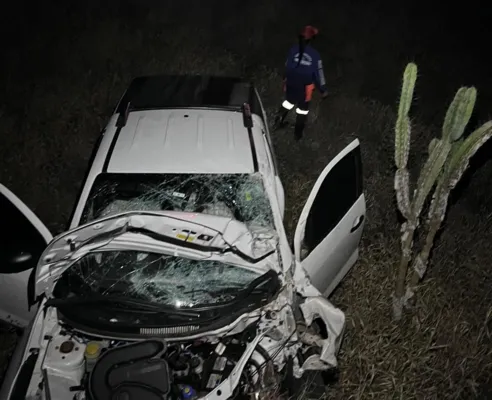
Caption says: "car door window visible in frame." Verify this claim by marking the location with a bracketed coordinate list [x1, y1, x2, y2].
[0, 190, 50, 274]
[304, 146, 363, 252]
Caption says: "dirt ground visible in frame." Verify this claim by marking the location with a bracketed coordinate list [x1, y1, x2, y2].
[1, 1, 491, 398]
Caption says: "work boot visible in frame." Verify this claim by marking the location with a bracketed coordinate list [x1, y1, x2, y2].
[273, 107, 289, 131]
[294, 113, 307, 140]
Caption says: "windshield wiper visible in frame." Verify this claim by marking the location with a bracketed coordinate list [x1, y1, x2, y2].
[239, 269, 279, 298]
[187, 270, 280, 311]
[45, 295, 201, 318]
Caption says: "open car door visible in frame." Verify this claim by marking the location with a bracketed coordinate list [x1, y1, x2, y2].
[0, 184, 52, 328]
[294, 139, 366, 297]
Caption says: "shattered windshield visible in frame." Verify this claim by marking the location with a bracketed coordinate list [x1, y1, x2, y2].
[81, 173, 274, 228]
[53, 250, 265, 308]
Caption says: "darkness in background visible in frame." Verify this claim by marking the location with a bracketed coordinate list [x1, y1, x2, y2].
[1, 0, 490, 125]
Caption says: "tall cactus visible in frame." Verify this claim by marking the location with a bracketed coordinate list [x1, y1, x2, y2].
[392, 63, 491, 320]
[392, 63, 418, 320]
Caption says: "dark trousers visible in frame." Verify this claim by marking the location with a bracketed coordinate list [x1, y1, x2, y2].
[276, 83, 313, 140]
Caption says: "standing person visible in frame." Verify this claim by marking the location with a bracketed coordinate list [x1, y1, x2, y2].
[274, 25, 328, 140]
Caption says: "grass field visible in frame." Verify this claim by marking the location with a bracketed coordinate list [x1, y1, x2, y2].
[1, 1, 491, 398]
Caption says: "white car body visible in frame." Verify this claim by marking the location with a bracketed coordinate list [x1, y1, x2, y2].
[0, 75, 366, 400]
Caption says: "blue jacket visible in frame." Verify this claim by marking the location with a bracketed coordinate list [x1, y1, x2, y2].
[284, 43, 327, 93]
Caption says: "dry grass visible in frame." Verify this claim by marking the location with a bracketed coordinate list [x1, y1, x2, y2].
[1, 1, 492, 398]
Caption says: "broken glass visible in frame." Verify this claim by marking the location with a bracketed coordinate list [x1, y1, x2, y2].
[54, 250, 265, 308]
[81, 173, 274, 229]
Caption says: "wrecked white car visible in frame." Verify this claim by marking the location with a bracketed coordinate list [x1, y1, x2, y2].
[0, 75, 366, 400]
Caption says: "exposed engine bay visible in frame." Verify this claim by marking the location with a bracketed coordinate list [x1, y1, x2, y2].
[22, 294, 343, 400]
[34, 325, 290, 400]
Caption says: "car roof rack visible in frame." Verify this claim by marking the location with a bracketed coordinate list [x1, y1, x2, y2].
[242, 102, 253, 128]
[116, 102, 131, 128]
[242, 102, 258, 171]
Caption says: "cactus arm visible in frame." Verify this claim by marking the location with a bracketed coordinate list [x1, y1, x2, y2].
[409, 121, 492, 287]
[411, 139, 452, 219]
[395, 169, 412, 219]
[395, 63, 417, 169]
[444, 120, 492, 188]
[428, 137, 439, 154]
[442, 87, 477, 142]
[394, 63, 417, 221]
[392, 63, 418, 320]
[394, 220, 417, 319]
[395, 116, 411, 170]
[410, 86, 477, 219]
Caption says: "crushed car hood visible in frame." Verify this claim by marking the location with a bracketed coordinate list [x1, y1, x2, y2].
[34, 211, 279, 297]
